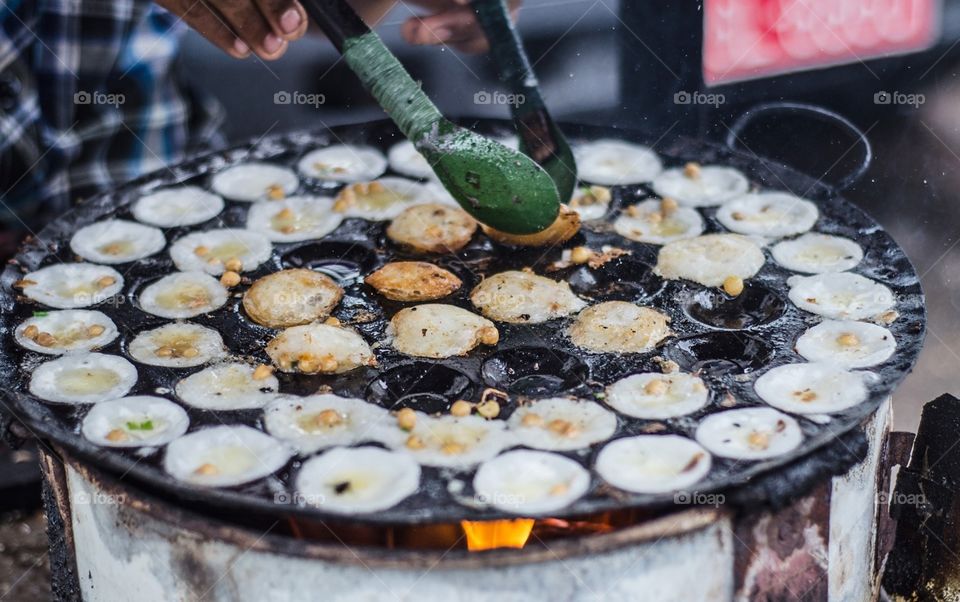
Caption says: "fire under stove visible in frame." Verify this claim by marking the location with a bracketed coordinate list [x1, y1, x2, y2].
[0, 106, 932, 601]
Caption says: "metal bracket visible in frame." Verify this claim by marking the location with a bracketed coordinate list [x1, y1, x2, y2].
[882, 394, 960, 600]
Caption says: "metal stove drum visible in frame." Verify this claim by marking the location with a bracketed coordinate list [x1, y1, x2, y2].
[0, 105, 926, 601]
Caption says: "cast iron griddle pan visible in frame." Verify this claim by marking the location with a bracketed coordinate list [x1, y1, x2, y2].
[0, 115, 925, 525]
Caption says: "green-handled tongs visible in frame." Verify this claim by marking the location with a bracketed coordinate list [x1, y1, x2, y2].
[301, 0, 560, 234]
[470, 0, 577, 203]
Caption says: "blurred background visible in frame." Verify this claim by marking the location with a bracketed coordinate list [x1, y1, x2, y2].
[6, 0, 960, 596]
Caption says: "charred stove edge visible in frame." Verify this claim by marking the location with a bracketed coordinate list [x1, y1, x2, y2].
[42, 442, 725, 570]
[41, 405, 874, 571]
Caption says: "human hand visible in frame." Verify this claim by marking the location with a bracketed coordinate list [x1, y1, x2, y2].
[400, 0, 521, 54]
[155, 0, 309, 59]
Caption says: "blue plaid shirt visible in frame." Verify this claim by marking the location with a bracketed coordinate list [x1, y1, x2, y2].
[0, 0, 224, 230]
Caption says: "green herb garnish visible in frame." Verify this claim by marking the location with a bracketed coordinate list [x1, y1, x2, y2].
[32, 311, 48, 318]
[126, 420, 154, 431]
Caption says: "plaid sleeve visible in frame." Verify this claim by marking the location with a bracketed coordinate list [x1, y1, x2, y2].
[0, 0, 225, 230]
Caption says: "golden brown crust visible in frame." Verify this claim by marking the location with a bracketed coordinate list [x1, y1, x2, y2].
[481, 204, 581, 247]
[386, 203, 477, 253]
[390, 304, 498, 358]
[568, 301, 672, 353]
[243, 268, 343, 328]
[365, 261, 462, 302]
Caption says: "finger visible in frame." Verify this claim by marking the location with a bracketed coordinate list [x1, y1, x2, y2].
[254, 0, 308, 40]
[163, 0, 250, 58]
[448, 36, 489, 54]
[416, 9, 488, 46]
[203, 0, 288, 60]
[402, 9, 485, 46]
[401, 17, 452, 46]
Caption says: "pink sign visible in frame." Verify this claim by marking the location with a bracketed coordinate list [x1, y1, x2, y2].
[703, 0, 941, 85]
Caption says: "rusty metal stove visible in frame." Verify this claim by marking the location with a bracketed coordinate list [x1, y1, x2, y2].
[0, 108, 935, 601]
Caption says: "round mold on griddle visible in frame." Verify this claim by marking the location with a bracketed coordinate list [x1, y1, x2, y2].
[568, 255, 663, 302]
[665, 332, 776, 377]
[682, 283, 788, 330]
[280, 240, 377, 287]
[480, 347, 589, 397]
[365, 361, 476, 413]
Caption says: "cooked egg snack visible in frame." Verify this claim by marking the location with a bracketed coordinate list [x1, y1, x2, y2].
[295, 447, 420, 514]
[169, 229, 272, 275]
[695, 408, 803, 460]
[243, 269, 343, 328]
[246, 196, 343, 242]
[386, 203, 477, 253]
[754, 362, 874, 414]
[568, 185, 612, 221]
[15, 310, 118, 355]
[264, 394, 392, 454]
[771, 233, 864, 274]
[716, 192, 818, 238]
[266, 323, 376, 374]
[163, 425, 293, 488]
[176, 363, 280, 410]
[604, 372, 709, 419]
[210, 162, 299, 202]
[795, 320, 895, 368]
[470, 270, 587, 324]
[138, 271, 228, 319]
[297, 144, 387, 182]
[81, 396, 189, 448]
[651, 164, 749, 207]
[481, 204, 580, 247]
[389, 304, 499, 358]
[473, 450, 591, 514]
[70, 219, 166, 264]
[506, 398, 617, 451]
[128, 322, 226, 368]
[573, 139, 663, 185]
[29, 353, 137, 404]
[387, 140, 436, 180]
[654, 234, 765, 287]
[365, 262, 462, 302]
[596, 435, 712, 494]
[377, 413, 513, 469]
[17, 263, 124, 309]
[568, 301, 672, 353]
[787, 273, 895, 320]
[613, 198, 705, 245]
[332, 177, 448, 220]
[132, 186, 225, 227]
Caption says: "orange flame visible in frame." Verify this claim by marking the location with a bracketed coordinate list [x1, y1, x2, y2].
[461, 519, 536, 551]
